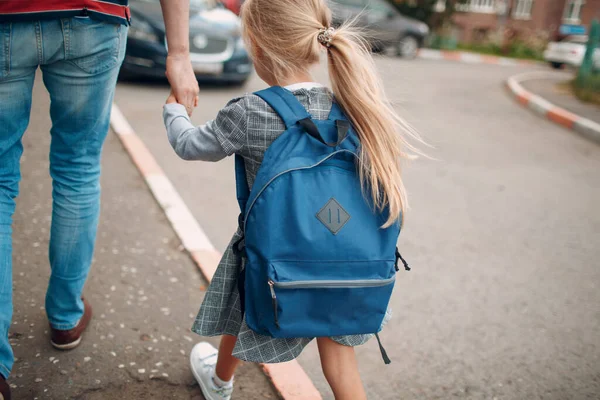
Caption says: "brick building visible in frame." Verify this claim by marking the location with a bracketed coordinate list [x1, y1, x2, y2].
[433, 0, 600, 43]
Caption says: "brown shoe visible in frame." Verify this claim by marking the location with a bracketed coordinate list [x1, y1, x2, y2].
[50, 298, 93, 350]
[0, 374, 11, 400]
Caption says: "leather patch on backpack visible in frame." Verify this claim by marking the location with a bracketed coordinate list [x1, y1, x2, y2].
[316, 198, 351, 235]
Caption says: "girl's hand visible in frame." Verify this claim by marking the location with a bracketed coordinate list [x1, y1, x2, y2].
[166, 91, 178, 105]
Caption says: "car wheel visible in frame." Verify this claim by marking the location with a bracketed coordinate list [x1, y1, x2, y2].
[397, 35, 419, 59]
[550, 62, 564, 70]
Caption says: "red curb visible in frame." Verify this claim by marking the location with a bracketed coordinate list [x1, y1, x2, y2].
[481, 55, 500, 64]
[547, 107, 578, 129]
[517, 91, 531, 106]
[262, 362, 322, 400]
[119, 134, 163, 176]
[190, 250, 221, 282]
[506, 73, 600, 143]
[442, 51, 461, 61]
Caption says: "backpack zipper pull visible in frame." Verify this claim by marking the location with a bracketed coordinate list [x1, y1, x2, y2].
[268, 280, 280, 329]
[395, 248, 411, 271]
[375, 333, 391, 365]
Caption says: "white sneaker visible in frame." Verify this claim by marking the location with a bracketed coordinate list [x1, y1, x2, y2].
[190, 342, 234, 400]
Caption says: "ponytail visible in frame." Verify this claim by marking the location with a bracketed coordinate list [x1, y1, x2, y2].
[326, 24, 418, 226]
[241, 0, 421, 227]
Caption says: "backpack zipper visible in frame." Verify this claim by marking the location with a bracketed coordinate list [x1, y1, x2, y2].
[271, 276, 395, 289]
[266, 276, 395, 329]
[267, 280, 280, 329]
[243, 149, 358, 232]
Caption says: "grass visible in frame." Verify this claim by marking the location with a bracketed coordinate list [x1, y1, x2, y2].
[571, 75, 600, 106]
[456, 42, 544, 61]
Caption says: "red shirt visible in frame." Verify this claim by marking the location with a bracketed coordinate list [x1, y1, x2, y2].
[0, 0, 130, 25]
[222, 0, 241, 15]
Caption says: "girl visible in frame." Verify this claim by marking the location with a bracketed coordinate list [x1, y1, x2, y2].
[163, 0, 416, 398]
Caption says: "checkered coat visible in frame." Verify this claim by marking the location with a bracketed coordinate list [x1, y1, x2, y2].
[191, 87, 389, 363]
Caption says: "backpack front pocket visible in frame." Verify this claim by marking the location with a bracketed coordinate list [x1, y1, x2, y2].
[261, 260, 396, 338]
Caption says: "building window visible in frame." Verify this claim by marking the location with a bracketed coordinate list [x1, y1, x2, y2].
[563, 0, 585, 24]
[513, 0, 534, 20]
[456, 0, 497, 14]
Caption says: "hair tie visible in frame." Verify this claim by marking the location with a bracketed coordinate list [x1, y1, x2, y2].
[317, 27, 336, 48]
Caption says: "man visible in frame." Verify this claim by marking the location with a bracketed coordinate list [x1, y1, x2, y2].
[0, 1, 198, 398]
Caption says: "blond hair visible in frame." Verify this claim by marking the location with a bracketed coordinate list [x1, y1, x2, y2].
[241, 0, 419, 227]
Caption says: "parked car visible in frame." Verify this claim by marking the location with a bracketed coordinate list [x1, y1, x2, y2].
[120, 0, 252, 85]
[544, 35, 600, 70]
[327, 0, 429, 58]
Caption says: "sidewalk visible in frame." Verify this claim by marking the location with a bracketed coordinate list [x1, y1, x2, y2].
[418, 48, 539, 67]
[8, 74, 278, 399]
[520, 75, 600, 125]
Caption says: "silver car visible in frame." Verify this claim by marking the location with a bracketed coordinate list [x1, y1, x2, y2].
[328, 0, 429, 58]
[543, 35, 600, 70]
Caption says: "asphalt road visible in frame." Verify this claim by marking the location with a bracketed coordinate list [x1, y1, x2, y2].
[114, 56, 600, 400]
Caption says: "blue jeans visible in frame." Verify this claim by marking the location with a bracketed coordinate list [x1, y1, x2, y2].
[0, 18, 127, 378]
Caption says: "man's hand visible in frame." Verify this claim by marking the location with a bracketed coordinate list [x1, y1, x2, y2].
[166, 53, 199, 115]
[160, 0, 199, 115]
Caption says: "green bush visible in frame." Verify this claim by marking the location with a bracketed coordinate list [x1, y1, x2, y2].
[509, 40, 544, 60]
[457, 42, 501, 55]
[454, 40, 544, 61]
[572, 75, 600, 105]
[429, 33, 458, 50]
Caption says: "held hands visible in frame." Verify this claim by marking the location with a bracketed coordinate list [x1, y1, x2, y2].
[166, 89, 198, 108]
[166, 90, 178, 105]
[165, 53, 200, 115]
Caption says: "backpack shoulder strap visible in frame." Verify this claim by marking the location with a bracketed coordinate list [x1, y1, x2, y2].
[256, 86, 344, 146]
[254, 86, 311, 128]
[327, 99, 346, 121]
[235, 154, 249, 213]
[236, 87, 310, 216]
[236, 86, 304, 214]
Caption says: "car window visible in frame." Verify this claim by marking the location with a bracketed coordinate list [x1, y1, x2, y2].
[333, 0, 366, 7]
[367, 0, 394, 13]
[364, 0, 395, 23]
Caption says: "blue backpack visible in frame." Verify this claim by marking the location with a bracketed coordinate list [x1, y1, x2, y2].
[234, 86, 409, 364]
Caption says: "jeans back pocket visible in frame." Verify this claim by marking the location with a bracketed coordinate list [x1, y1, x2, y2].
[67, 18, 126, 75]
